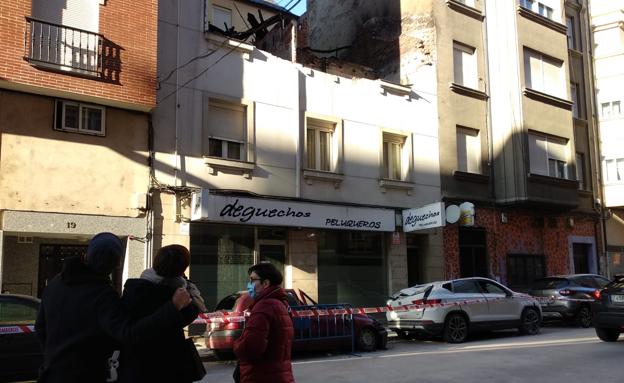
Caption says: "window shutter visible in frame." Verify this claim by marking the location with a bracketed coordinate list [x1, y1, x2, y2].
[32, 0, 100, 32]
[547, 137, 567, 162]
[207, 101, 245, 141]
[542, 56, 562, 97]
[456, 130, 468, 172]
[453, 46, 464, 85]
[529, 134, 548, 175]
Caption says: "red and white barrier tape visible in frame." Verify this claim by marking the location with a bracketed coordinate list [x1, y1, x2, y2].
[0, 325, 34, 335]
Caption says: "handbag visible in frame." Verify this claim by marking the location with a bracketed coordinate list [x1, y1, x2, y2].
[182, 338, 207, 381]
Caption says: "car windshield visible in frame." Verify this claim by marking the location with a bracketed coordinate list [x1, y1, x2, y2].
[530, 278, 569, 290]
[607, 279, 624, 290]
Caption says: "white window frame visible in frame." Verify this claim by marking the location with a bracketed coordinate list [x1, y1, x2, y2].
[456, 127, 482, 174]
[203, 95, 254, 163]
[520, 0, 558, 21]
[576, 152, 585, 190]
[453, 41, 478, 89]
[305, 120, 335, 172]
[382, 132, 409, 181]
[566, 16, 577, 50]
[601, 101, 621, 119]
[570, 82, 579, 118]
[211, 4, 232, 31]
[604, 158, 624, 184]
[524, 48, 565, 98]
[529, 132, 570, 179]
[207, 137, 244, 160]
[54, 100, 105, 136]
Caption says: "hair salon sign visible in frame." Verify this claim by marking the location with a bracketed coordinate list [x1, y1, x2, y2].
[191, 191, 396, 232]
[402, 202, 445, 232]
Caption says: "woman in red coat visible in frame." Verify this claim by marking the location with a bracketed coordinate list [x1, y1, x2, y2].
[233, 263, 295, 383]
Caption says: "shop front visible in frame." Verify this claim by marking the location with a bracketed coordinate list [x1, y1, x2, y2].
[189, 191, 397, 310]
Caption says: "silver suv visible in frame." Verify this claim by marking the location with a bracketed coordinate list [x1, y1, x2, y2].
[386, 277, 542, 343]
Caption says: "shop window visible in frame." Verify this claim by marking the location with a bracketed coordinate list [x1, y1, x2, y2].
[456, 126, 481, 174]
[458, 228, 488, 278]
[306, 118, 335, 172]
[203, 97, 252, 162]
[524, 48, 565, 99]
[453, 41, 478, 89]
[507, 254, 546, 289]
[528, 133, 570, 179]
[55, 100, 105, 136]
[317, 231, 386, 308]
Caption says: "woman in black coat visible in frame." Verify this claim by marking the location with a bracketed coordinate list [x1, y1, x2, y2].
[119, 245, 206, 383]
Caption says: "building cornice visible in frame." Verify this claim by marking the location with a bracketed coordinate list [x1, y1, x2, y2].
[446, 0, 484, 21]
[518, 7, 567, 35]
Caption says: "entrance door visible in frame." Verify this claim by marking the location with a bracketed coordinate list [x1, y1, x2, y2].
[407, 247, 421, 287]
[258, 243, 286, 278]
[573, 243, 589, 274]
[38, 244, 88, 297]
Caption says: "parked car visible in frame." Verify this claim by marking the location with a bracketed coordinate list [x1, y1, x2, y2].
[529, 274, 610, 328]
[592, 274, 624, 342]
[205, 289, 387, 359]
[0, 294, 43, 382]
[386, 277, 541, 343]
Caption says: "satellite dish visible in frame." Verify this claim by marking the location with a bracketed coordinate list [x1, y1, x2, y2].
[446, 205, 460, 224]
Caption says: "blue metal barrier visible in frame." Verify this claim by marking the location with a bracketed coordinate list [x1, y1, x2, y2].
[289, 304, 356, 353]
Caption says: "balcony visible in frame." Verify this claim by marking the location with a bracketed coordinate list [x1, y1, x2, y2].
[24, 17, 120, 82]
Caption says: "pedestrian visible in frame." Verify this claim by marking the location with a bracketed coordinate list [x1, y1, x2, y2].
[119, 244, 207, 383]
[35, 232, 192, 383]
[233, 263, 295, 383]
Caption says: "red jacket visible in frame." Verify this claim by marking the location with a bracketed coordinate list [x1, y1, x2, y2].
[233, 286, 295, 383]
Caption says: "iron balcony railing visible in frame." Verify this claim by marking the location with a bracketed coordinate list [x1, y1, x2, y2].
[24, 17, 103, 76]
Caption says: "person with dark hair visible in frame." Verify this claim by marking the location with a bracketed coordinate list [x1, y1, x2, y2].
[35, 233, 192, 383]
[233, 263, 295, 383]
[119, 244, 207, 383]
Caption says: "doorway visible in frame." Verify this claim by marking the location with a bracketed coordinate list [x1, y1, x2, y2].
[407, 247, 422, 287]
[258, 243, 286, 278]
[38, 244, 87, 297]
[573, 243, 590, 274]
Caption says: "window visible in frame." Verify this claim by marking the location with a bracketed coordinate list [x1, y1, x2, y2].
[0, 301, 38, 325]
[459, 228, 488, 278]
[524, 49, 564, 98]
[507, 254, 546, 289]
[477, 280, 507, 295]
[453, 42, 478, 89]
[212, 5, 232, 31]
[601, 101, 621, 118]
[528, 133, 569, 179]
[570, 82, 579, 118]
[566, 16, 577, 50]
[520, 0, 557, 21]
[456, 127, 481, 174]
[306, 119, 335, 172]
[382, 133, 406, 180]
[452, 280, 481, 294]
[54, 100, 105, 135]
[604, 158, 624, 183]
[458, 0, 476, 7]
[576, 153, 585, 190]
[204, 99, 248, 161]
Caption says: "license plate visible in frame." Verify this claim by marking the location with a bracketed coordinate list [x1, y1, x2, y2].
[612, 295, 624, 303]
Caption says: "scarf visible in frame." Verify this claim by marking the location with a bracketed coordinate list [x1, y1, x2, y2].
[140, 268, 208, 312]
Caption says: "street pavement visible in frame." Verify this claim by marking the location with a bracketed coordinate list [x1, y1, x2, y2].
[198, 324, 622, 383]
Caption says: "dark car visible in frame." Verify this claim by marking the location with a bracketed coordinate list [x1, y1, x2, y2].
[0, 294, 43, 382]
[529, 274, 610, 327]
[592, 274, 624, 342]
[205, 289, 387, 359]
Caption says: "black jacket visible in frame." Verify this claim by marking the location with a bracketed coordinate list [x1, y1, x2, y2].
[35, 257, 183, 383]
[118, 278, 199, 383]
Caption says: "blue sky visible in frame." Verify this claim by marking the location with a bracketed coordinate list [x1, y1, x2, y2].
[272, 0, 307, 16]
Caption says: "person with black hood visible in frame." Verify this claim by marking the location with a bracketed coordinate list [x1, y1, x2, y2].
[35, 232, 192, 383]
[119, 244, 207, 383]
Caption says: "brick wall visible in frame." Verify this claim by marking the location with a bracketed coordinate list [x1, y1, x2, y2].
[0, 0, 157, 109]
[443, 207, 599, 282]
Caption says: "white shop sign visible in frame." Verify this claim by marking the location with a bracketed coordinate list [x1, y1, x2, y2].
[191, 191, 396, 232]
[402, 202, 445, 232]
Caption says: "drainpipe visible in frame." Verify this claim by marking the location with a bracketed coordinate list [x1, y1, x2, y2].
[174, 0, 181, 188]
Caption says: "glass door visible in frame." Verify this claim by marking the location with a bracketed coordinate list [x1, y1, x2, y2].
[258, 242, 286, 278]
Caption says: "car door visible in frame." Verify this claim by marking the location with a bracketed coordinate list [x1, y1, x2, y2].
[0, 298, 42, 382]
[476, 280, 519, 322]
[450, 279, 488, 323]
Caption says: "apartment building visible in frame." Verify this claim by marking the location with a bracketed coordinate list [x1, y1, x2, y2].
[304, 0, 602, 289]
[153, 0, 442, 308]
[0, 0, 157, 295]
[591, 0, 624, 275]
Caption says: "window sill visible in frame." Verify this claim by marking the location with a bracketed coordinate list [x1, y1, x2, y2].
[379, 80, 412, 98]
[449, 83, 488, 101]
[523, 88, 573, 110]
[453, 170, 489, 184]
[517, 7, 567, 35]
[577, 189, 593, 196]
[204, 32, 254, 53]
[203, 157, 255, 179]
[527, 173, 579, 189]
[446, 0, 484, 21]
[303, 169, 344, 188]
[569, 48, 583, 58]
[379, 179, 415, 195]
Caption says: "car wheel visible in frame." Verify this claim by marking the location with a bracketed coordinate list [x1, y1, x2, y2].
[443, 313, 468, 343]
[356, 327, 378, 351]
[596, 327, 620, 342]
[575, 306, 592, 328]
[519, 307, 541, 335]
